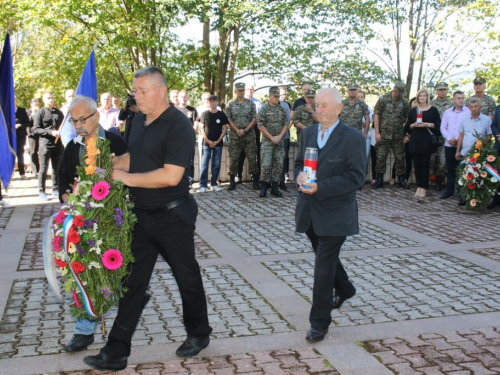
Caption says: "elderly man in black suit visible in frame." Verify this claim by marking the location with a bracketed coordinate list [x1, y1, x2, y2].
[488, 104, 500, 209]
[295, 87, 366, 342]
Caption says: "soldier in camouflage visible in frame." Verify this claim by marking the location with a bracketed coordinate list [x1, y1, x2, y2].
[257, 87, 288, 197]
[429, 82, 453, 191]
[373, 81, 410, 189]
[340, 83, 370, 137]
[226, 82, 260, 190]
[293, 90, 318, 142]
[465, 77, 497, 120]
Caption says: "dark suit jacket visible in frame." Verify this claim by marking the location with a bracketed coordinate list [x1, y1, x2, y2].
[294, 121, 367, 237]
[492, 105, 500, 152]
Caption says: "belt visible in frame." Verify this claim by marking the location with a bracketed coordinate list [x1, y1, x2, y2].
[136, 196, 188, 214]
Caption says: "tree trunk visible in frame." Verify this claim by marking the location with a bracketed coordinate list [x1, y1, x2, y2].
[416, 1, 429, 91]
[226, 21, 240, 103]
[214, 29, 229, 100]
[202, 17, 211, 92]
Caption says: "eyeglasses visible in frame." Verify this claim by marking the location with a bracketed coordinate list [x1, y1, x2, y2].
[69, 112, 95, 125]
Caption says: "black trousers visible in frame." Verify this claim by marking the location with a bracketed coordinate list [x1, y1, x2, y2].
[412, 152, 432, 189]
[305, 224, 355, 330]
[444, 146, 459, 195]
[238, 127, 261, 179]
[280, 138, 290, 183]
[16, 136, 26, 177]
[28, 136, 39, 174]
[38, 143, 63, 193]
[101, 195, 212, 358]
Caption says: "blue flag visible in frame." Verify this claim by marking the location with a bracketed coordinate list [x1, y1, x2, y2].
[60, 50, 97, 146]
[0, 33, 17, 189]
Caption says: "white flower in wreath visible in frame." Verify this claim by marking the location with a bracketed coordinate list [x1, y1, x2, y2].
[458, 180, 464, 186]
[474, 172, 478, 178]
[476, 164, 481, 169]
[92, 223, 99, 233]
[492, 177, 498, 183]
[88, 261, 102, 269]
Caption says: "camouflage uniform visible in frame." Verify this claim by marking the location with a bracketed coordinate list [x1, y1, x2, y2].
[340, 98, 369, 132]
[293, 104, 316, 142]
[429, 96, 453, 177]
[374, 93, 410, 175]
[226, 97, 259, 176]
[465, 94, 497, 117]
[258, 102, 287, 182]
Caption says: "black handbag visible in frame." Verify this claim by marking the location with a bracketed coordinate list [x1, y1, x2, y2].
[427, 127, 442, 148]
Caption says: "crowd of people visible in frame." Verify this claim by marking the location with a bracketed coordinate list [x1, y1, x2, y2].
[3, 76, 500, 208]
[2, 66, 500, 370]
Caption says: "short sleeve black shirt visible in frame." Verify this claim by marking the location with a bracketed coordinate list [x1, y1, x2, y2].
[200, 110, 228, 147]
[128, 106, 195, 209]
[292, 97, 307, 111]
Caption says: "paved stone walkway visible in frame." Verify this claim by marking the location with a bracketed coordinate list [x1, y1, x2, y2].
[1, 174, 500, 374]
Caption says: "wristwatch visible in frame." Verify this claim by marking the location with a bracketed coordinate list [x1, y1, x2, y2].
[244, 129, 249, 135]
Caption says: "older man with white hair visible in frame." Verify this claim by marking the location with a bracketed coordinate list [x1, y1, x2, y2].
[57, 95, 129, 352]
[295, 87, 366, 342]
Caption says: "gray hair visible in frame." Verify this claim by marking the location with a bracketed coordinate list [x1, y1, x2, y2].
[69, 95, 98, 113]
[133, 66, 167, 87]
[468, 98, 481, 105]
[317, 87, 342, 105]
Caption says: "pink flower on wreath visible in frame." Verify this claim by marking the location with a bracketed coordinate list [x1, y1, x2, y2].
[487, 155, 496, 162]
[481, 171, 488, 178]
[91, 181, 110, 201]
[55, 210, 67, 225]
[470, 199, 477, 207]
[53, 236, 62, 252]
[72, 290, 82, 309]
[102, 249, 123, 270]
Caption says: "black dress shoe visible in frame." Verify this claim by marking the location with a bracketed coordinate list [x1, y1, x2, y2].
[279, 181, 287, 190]
[332, 292, 355, 309]
[306, 327, 328, 342]
[487, 197, 500, 209]
[63, 334, 94, 352]
[457, 199, 466, 207]
[440, 191, 453, 199]
[83, 353, 127, 371]
[176, 335, 210, 357]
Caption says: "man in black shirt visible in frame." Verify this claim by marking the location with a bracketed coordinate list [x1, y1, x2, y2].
[176, 90, 199, 188]
[84, 67, 212, 371]
[33, 90, 64, 201]
[26, 98, 40, 176]
[57, 95, 128, 353]
[199, 95, 228, 192]
[291, 83, 313, 113]
[14, 96, 31, 180]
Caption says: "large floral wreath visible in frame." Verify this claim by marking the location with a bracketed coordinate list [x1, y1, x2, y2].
[52, 135, 136, 320]
[457, 135, 500, 211]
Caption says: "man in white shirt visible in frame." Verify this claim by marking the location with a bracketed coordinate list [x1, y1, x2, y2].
[439, 91, 470, 199]
[97, 93, 120, 131]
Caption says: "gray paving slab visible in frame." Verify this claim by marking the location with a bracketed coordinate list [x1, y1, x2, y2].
[1, 177, 500, 374]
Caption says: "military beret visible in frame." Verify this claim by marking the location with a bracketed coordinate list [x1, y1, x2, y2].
[435, 82, 449, 89]
[269, 86, 280, 96]
[348, 83, 359, 90]
[305, 89, 316, 97]
[473, 77, 486, 84]
[208, 95, 218, 101]
[394, 81, 406, 95]
[235, 82, 245, 90]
